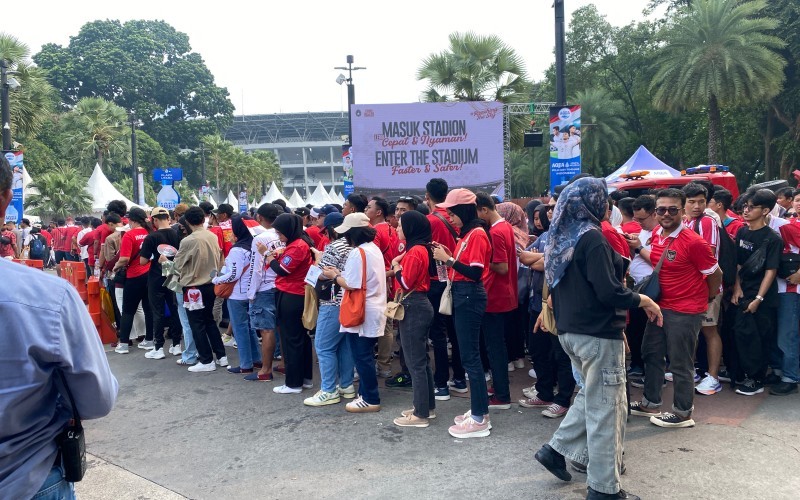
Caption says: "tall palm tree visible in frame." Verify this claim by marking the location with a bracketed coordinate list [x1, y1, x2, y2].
[25, 165, 92, 218]
[60, 97, 130, 171]
[0, 33, 57, 141]
[649, 0, 786, 164]
[200, 134, 232, 196]
[572, 89, 629, 176]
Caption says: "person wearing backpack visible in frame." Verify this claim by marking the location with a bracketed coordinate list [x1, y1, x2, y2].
[27, 227, 47, 261]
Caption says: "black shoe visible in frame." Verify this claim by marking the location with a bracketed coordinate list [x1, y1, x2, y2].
[570, 460, 587, 474]
[587, 487, 640, 499]
[769, 381, 799, 396]
[385, 373, 412, 388]
[534, 444, 572, 481]
[763, 373, 782, 385]
[735, 378, 764, 396]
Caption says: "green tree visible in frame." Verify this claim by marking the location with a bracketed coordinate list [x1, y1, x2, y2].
[572, 89, 629, 176]
[649, 0, 786, 164]
[200, 134, 232, 194]
[59, 97, 129, 171]
[25, 165, 92, 218]
[0, 33, 57, 141]
[19, 138, 57, 178]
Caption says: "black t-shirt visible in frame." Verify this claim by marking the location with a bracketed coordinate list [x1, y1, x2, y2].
[735, 225, 782, 307]
[140, 228, 181, 279]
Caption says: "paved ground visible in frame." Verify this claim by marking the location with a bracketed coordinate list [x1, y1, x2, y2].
[76, 343, 800, 500]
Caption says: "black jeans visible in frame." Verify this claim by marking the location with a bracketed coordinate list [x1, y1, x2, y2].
[533, 331, 576, 407]
[399, 292, 435, 418]
[505, 306, 526, 361]
[453, 281, 488, 417]
[277, 291, 313, 388]
[627, 307, 648, 370]
[149, 277, 182, 350]
[427, 280, 464, 386]
[119, 273, 153, 343]
[735, 301, 777, 382]
[482, 311, 511, 403]
[186, 284, 226, 365]
[720, 298, 740, 381]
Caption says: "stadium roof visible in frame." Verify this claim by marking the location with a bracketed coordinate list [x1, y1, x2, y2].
[225, 112, 349, 145]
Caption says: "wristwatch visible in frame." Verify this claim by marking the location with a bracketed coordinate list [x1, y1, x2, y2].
[755, 295, 765, 302]
[634, 246, 644, 254]
[445, 257, 455, 267]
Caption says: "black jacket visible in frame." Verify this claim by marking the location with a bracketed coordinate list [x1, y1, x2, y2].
[551, 228, 639, 340]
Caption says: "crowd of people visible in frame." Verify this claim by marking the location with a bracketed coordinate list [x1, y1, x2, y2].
[13, 170, 800, 499]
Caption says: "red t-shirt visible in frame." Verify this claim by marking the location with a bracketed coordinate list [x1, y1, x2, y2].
[119, 227, 151, 278]
[306, 225, 326, 250]
[41, 229, 53, 247]
[650, 226, 718, 314]
[451, 228, 491, 283]
[219, 220, 234, 257]
[52, 227, 72, 252]
[318, 234, 330, 250]
[780, 222, 800, 293]
[684, 215, 720, 260]
[79, 228, 100, 266]
[428, 208, 457, 253]
[723, 217, 745, 239]
[620, 221, 642, 235]
[601, 221, 631, 260]
[275, 239, 312, 295]
[397, 245, 431, 293]
[209, 226, 225, 252]
[485, 220, 518, 313]
[373, 222, 397, 270]
[96, 224, 113, 246]
[0, 230, 16, 257]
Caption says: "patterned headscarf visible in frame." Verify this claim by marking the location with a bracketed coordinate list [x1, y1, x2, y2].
[497, 202, 530, 249]
[544, 177, 608, 288]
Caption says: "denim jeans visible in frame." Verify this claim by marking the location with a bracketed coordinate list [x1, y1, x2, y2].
[482, 311, 510, 403]
[549, 333, 626, 495]
[399, 292, 435, 418]
[176, 291, 198, 363]
[348, 333, 380, 405]
[32, 465, 75, 499]
[316, 304, 355, 393]
[228, 298, 263, 369]
[777, 293, 800, 383]
[452, 281, 488, 417]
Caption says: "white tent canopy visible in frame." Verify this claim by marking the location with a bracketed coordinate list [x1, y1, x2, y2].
[327, 186, 338, 203]
[305, 181, 335, 207]
[337, 191, 345, 204]
[191, 193, 200, 205]
[87, 163, 143, 213]
[225, 190, 238, 208]
[287, 189, 305, 208]
[261, 182, 288, 206]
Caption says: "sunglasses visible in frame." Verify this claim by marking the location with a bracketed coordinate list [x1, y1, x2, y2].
[398, 196, 416, 203]
[742, 204, 763, 211]
[655, 207, 680, 216]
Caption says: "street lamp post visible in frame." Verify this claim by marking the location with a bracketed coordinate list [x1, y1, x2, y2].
[199, 142, 206, 187]
[1, 60, 12, 151]
[334, 55, 366, 146]
[130, 113, 139, 204]
[554, 0, 567, 106]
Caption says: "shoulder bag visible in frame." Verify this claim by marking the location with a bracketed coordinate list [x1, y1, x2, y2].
[302, 284, 319, 330]
[540, 281, 557, 336]
[54, 371, 86, 482]
[433, 212, 459, 241]
[340, 247, 367, 328]
[439, 230, 475, 316]
[214, 263, 250, 299]
[633, 237, 674, 301]
[385, 289, 410, 321]
[779, 252, 800, 279]
[739, 244, 767, 278]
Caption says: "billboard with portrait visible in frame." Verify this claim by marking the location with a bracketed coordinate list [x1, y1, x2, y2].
[549, 105, 582, 193]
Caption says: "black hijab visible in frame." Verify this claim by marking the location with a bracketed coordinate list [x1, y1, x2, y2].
[273, 213, 314, 247]
[448, 203, 489, 239]
[231, 214, 253, 251]
[400, 210, 436, 276]
[534, 204, 551, 233]
[526, 199, 542, 235]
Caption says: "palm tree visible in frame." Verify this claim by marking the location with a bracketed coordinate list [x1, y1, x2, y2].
[572, 89, 629, 176]
[0, 33, 57, 140]
[200, 134, 232, 196]
[649, 0, 786, 164]
[60, 97, 130, 171]
[25, 165, 92, 218]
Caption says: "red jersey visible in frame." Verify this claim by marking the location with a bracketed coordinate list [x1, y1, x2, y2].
[373, 222, 398, 270]
[219, 220, 234, 257]
[723, 217, 745, 240]
[485, 219, 518, 313]
[119, 227, 151, 278]
[684, 215, 720, 260]
[620, 221, 642, 235]
[779, 223, 800, 294]
[209, 226, 225, 253]
[428, 208, 457, 253]
[396, 245, 431, 293]
[41, 229, 53, 247]
[52, 226, 74, 252]
[79, 228, 99, 266]
[601, 221, 631, 260]
[650, 226, 718, 314]
[306, 225, 326, 250]
[275, 239, 312, 296]
[450, 228, 491, 283]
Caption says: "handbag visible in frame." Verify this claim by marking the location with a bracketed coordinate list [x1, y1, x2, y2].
[778, 252, 800, 279]
[439, 231, 475, 316]
[214, 263, 250, 299]
[302, 284, 319, 329]
[385, 289, 410, 321]
[340, 247, 367, 328]
[633, 237, 674, 301]
[315, 276, 335, 302]
[54, 371, 86, 482]
[541, 282, 557, 336]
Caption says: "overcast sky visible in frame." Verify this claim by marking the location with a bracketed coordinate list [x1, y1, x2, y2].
[18, 0, 654, 115]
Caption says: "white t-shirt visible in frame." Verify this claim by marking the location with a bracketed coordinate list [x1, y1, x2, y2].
[629, 228, 654, 285]
[340, 242, 387, 337]
[77, 228, 91, 260]
[248, 228, 283, 299]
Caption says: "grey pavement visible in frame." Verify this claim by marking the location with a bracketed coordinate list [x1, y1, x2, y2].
[78, 343, 800, 500]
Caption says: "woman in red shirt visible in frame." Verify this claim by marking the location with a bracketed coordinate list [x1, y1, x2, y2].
[432, 189, 492, 439]
[266, 213, 314, 394]
[112, 207, 153, 354]
[391, 211, 436, 428]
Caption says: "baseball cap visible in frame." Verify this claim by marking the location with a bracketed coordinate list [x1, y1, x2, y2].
[213, 203, 234, 216]
[323, 212, 344, 229]
[437, 188, 477, 208]
[334, 212, 370, 233]
[310, 204, 339, 218]
[294, 207, 311, 218]
[151, 207, 170, 217]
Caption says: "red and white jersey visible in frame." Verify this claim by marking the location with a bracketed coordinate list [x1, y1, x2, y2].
[684, 215, 720, 260]
[778, 222, 800, 294]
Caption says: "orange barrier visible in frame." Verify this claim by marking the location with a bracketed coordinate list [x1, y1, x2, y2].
[12, 259, 44, 269]
[87, 277, 117, 344]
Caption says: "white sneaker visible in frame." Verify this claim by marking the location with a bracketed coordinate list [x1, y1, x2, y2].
[695, 374, 722, 395]
[137, 340, 154, 350]
[528, 368, 537, 379]
[514, 359, 525, 369]
[222, 335, 236, 347]
[302, 379, 314, 389]
[168, 345, 182, 356]
[188, 361, 216, 373]
[304, 390, 341, 406]
[507, 362, 515, 372]
[114, 343, 129, 354]
[145, 347, 165, 359]
[216, 356, 229, 367]
[273, 384, 302, 394]
[338, 385, 357, 399]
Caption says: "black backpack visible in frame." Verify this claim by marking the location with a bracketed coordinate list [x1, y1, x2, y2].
[693, 216, 737, 288]
[29, 234, 46, 259]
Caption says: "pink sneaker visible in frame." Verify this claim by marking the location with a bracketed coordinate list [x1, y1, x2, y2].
[448, 415, 491, 438]
[453, 410, 494, 430]
[518, 396, 553, 408]
[542, 403, 569, 418]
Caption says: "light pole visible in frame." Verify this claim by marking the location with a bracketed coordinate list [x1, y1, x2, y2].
[335, 55, 366, 146]
[129, 112, 139, 204]
[554, 0, 567, 106]
[1, 60, 12, 151]
[199, 142, 206, 187]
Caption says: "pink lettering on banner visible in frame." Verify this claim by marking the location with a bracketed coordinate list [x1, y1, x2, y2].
[470, 108, 500, 120]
